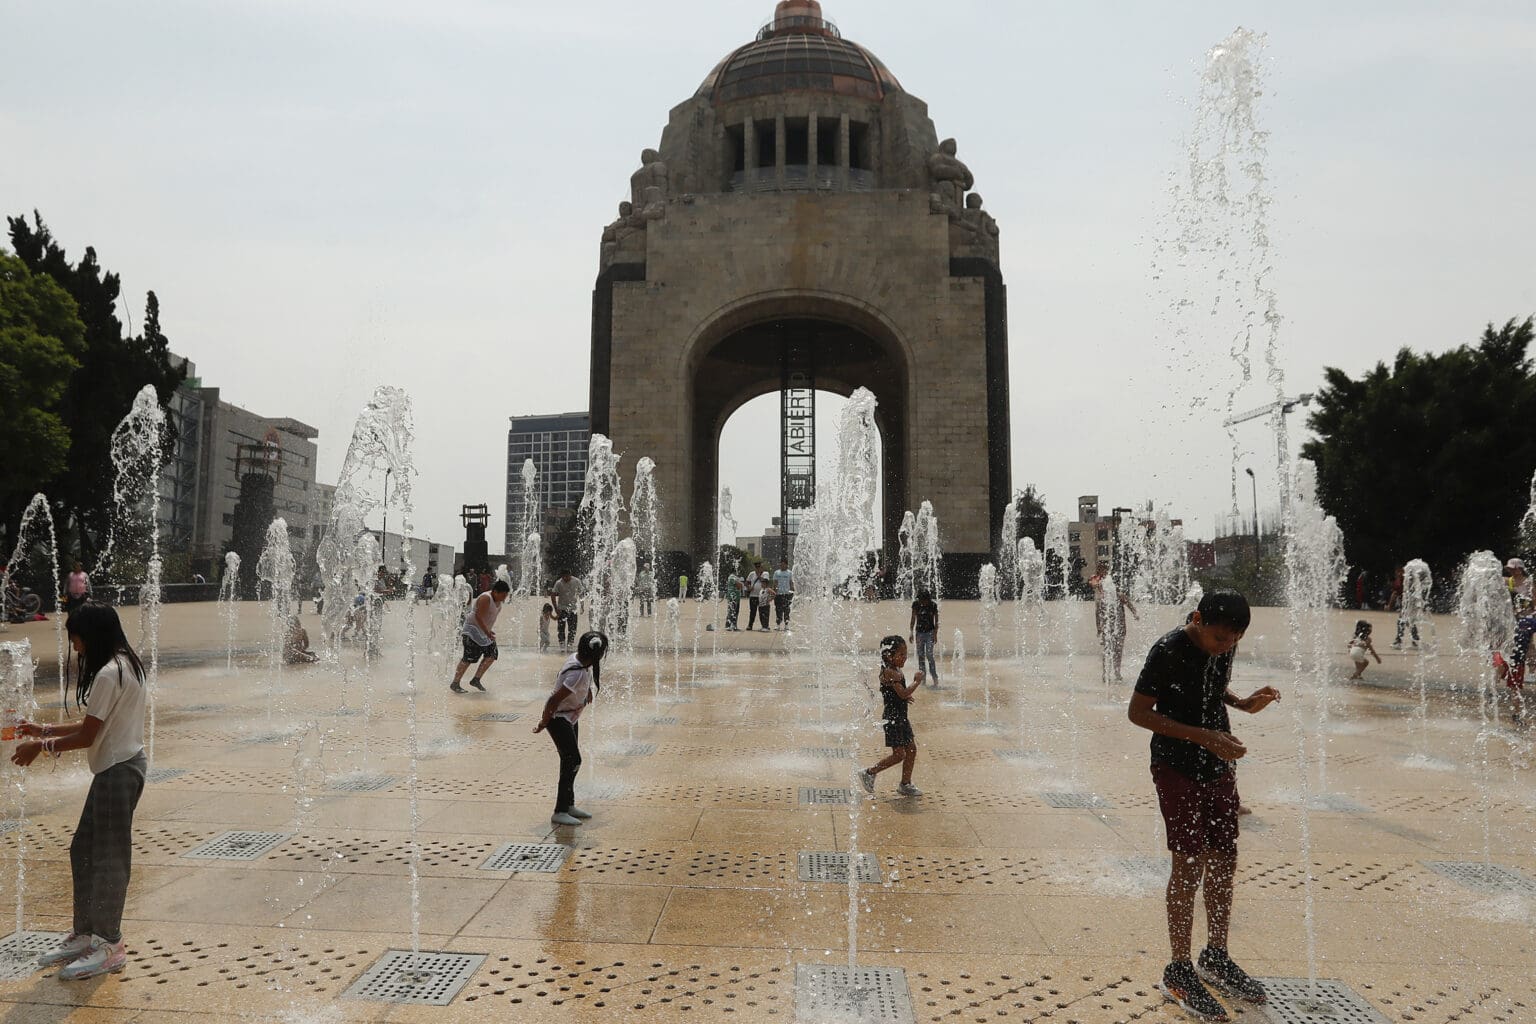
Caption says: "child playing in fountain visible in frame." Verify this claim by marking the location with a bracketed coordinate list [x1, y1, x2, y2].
[538, 602, 556, 653]
[534, 631, 607, 827]
[858, 635, 924, 797]
[11, 602, 147, 979]
[283, 616, 318, 665]
[451, 580, 510, 693]
[1128, 589, 1280, 1021]
[1346, 620, 1381, 680]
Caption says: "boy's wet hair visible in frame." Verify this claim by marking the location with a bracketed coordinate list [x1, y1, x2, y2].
[492, 580, 510, 593]
[879, 634, 907, 664]
[542, 602, 553, 614]
[1196, 589, 1251, 632]
[916, 589, 934, 603]
[1354, 619, 1372, 635]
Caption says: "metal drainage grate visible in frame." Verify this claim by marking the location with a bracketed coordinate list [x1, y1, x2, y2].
[1041, 791, 1112, 809]
[994, 748, 1048, 764]
[183, 830, 292, 861]
[582, 781, 628, 800]
[1257, 978, 1388, 1023]
[182, 703, 229, 713]
[796, 963, 914, 1024]
[1308, 794, 1371, 813]
[800, 747, 853, 760]
[343, 949, 486, 1006]
[1423, 861, 1536, 895]
[474, 712, 524, 722]
[329, 773, 397, 793]
[481, 842, 568, 873]
[610, 742, 657, 757]
[145, 767, 188, 784]
[329, 707, 366, 717]
[244, 730, 296, 745]
[0, 820, 24, 836]
[798, 852, 881, 883]
[799, 787, 855, 805]
[0, 931, 69, 982]
[647, 715, 680, 725]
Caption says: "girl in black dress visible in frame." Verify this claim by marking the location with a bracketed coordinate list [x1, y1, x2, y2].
[857, 635, 925, 797]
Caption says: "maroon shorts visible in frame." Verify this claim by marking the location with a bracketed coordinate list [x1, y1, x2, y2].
[1151, 764, 1240, 858]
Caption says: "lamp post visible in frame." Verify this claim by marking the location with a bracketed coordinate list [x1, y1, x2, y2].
[1244, 467, 1258, 578]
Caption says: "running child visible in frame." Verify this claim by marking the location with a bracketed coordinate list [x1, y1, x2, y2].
[11, 602, 147, 979]
[538, 602, 556, 653]
[1346, 620, 1381, 680]
[1128, 589, 1280, 1021]
[858, 635, 924, 797]
[534, 631, 607, 827]
[451, 579, 510, 693]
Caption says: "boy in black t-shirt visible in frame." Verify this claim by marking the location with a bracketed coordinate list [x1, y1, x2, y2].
[1128, 590, 1280, 1022]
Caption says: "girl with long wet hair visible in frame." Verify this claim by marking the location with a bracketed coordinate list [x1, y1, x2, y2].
[11, 602, 148, 979]
[533, 630, 607, 827]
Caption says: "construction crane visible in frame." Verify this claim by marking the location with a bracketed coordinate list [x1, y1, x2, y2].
[1222, 393, 1314, 428]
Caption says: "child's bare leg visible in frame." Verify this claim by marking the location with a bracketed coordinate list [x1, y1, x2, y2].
[899, 745, 917, 785]
[472, 656, 496, 682]
[867, 749, 905, 776]
[452, 660, 472, 683]
[1202, 848, 1237, 950]
[1166, 853, 1204, 962]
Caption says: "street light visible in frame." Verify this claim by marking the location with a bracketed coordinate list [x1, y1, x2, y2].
[1244, 467, 1258, 574]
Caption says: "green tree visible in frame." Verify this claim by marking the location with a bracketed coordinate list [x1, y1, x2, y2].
[1010, 484, 1049, 550]
[6, 213, 184, 564]
[0, 252, 86, 531]
[1300, 317, 1536, 588]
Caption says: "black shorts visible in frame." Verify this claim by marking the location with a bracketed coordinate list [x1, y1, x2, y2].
[882, 719, 915, 748]
[1152, 763, 1239, 858]
[461, 636, 498, 663]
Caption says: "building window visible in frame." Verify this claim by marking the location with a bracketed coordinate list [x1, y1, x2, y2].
[756, 121, 775, 169]
[785, 117, 809, 165]
[849, 121, 871, 170]
[727, 123, 746, 173]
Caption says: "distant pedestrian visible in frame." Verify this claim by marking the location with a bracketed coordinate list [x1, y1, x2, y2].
[858, 635, 924, 797]
[534, 630, 607, 827]
[745, 561, 767, 631]
[757, 573, 776, 630]
[1091, 565, 1139, 684]
[1346, 620, 1381, 681]
[909, 589, 940, 686]
[549, 571, 582, 650]
[724, 566, 743, 631]
[64, 561, 90, 614]
[451, 580, 509, 693]
[773, 558, 795, 627]
[635, 564, 655, 618]
[1391, 563, 1420, 648]
[1507, 559, 1532, 613]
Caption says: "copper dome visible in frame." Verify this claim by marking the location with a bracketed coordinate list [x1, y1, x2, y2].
[696, 2, 903, 104]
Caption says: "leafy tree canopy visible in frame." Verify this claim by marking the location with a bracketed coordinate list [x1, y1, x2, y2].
[0, 251, 86, 517]
[4, 212, 185, 565]
[1299, 317, 1536, 586]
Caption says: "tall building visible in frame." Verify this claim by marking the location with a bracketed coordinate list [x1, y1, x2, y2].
[505, 412, 591, 554]
[157, 356, 205, 555]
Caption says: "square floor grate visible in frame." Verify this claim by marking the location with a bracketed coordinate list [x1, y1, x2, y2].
[798, 851, 881, 883]
[799, 787, 855, 805]
[795, 963, 914, 1024]
[474, 711, 524, 722]
[343, 949, 486, 1005]
[1423, 860, 1536, 895]
[329, 773, 397, 793]
[1308, 793, 1371, 813]
[244, 730, 296, 745]
[647, 715, 680, 725]
[609, 741, 657, 757]
[800, 747, 853, 759]
[582, 781, 628, 800]
[1041, 791, 1112, 809]
[994, 748, 1049, 764]
[1257, 978, 1388, 1023]
[145, 766, 188, 783]
[328, 707, 366, 717]
[183, 830, 292, 861]
[481, 842, 569, 873]
[0, 820, 24, 836]
[0, 931, 69, 981]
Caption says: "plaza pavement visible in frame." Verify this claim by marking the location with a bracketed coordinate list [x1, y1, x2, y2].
[0, 599, 1530, 1023]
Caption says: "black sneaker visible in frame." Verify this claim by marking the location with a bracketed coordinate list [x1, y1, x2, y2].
[1160, 961, 1229, 1022]
[1197, 947, 1267, 1004]
[469, 678, 486, 692]
[449, 683, 466, 694]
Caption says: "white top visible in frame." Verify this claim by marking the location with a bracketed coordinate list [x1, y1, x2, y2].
[552, 577, 581, 611]
[773, 568, 794, 594]
[551, 654, 592, 722]
[748, 571, 766, 597]
[85, 656, 146, 774]
[462, 592, 503, 644]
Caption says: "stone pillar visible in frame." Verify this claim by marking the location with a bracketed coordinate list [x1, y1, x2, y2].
[744, 116, 756, 176]
[838, 113, 850, 189]
[807, 111, 819, 187]
[775, 112, 786, 186]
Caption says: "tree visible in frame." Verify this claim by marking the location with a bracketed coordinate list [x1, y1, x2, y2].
[0, 252, 86, 529]
[1011, 484, 1048, 550]
[1300, 317, 1536, 589]
[5, 213, 185, 564]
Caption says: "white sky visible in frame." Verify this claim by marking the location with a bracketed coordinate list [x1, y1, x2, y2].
[4, 0, 1533, 549]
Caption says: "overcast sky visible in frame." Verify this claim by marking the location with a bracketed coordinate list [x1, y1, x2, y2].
[4, 0, 1533, 551]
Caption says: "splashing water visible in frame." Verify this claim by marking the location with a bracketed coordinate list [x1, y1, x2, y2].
[0, 641, 37, 939]
[1455, 551, 1515, 870]
[2, 494, 65, 704]
[1016, 538, 1047, 753]
[977, 564, 998, 721]
[1402, 559, 1436, 754]
[1045, 511, 1083, 786]
[219, 552, 242, 671]
[256, 519, 296, 724]
[581, 434, 625, 638]
[631, 458, 662, 698]
[518, 458, 540, 586]
[95, 385, 167, 592]
[913, 501, 942, 600]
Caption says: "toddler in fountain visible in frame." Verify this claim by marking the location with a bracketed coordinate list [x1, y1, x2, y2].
[538, 602, 555, 653]
[1346, 620, 1381, 680]
[858, 635, 924, 797]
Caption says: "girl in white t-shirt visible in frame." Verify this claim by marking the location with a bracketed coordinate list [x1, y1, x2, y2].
[533, 630, 608, 827]
[11, 602, 147, 979]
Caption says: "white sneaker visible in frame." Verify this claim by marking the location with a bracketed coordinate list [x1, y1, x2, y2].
[897, 782, 923, 797]
[857, 770, 876, 795]
[551, 812, 582, 827]
[57, 936, 126, 980]
[566, 807, 593, 820]
[37, 932, 91, 967]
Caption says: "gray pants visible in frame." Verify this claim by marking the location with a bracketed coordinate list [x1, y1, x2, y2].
[72, 752, 146, 942]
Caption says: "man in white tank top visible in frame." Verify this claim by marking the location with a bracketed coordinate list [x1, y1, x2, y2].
[451, 580, 510, 693]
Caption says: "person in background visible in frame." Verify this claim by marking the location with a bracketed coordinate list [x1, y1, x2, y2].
[909, 589, 941, 686]
[635, 563, 654, 618]
[451, 580, 510, 693]
[283, 617, 318, 665]
[64, 562, 90, 614]
[1346, 620, 1382, 680]
[724, 565, 743, 631]
[1506, 559, 1532, 612]
[549, 570, 582, 651]
[745, 561, 766, 631]
[773, 557, 795, 628]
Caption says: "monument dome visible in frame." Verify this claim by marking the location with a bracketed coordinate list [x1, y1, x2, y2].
[696, 0, 903, 103]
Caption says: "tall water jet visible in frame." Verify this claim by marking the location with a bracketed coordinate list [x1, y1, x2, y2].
[998, 496, 1020, 600]
[1286, 462, 1348, 792]
[0, 641, 37, 942]
[2, 494, 64, 703]
[1045, 511, 1084, 785]
[718, 487, 737, 595]
[518, 458, 540, 584]
[580, 434, 624, 636]
[95, 384, 166, 594]
[1401, 559, 1436, 756]
[612, 539, 639, 737]
[255, 518, 296, 724]
[219, 551, 241, 671]
[1017, 538, 1047, 753]
[895, 510, 917, 601]
[977, 563, 998, 722]
[630, 457, 661, 691]
[1455, 551, 1515, 869]
[912, 501, 942, 600]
